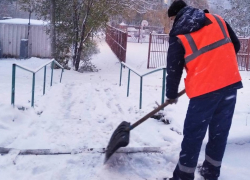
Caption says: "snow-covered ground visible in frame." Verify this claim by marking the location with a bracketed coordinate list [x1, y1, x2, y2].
[0, 40, 249, 180]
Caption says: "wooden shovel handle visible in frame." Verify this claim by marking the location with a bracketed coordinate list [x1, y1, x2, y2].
[130, 89, 186, 130]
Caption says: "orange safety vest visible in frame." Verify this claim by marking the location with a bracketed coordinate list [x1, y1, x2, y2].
[177, 13, 241, 98]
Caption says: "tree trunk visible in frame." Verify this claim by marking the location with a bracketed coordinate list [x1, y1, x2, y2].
[27, 11, 32, 57]
[27, 11, 31, 39]
[50, 0, 56, 59]
[75, 0, 93, 71]
[72, 0, 79, 66]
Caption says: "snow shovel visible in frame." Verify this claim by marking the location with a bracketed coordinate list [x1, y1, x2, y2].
[104, 89, 186, 163]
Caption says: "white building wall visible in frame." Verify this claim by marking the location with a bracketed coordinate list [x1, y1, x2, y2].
[0, 23, 51, 58]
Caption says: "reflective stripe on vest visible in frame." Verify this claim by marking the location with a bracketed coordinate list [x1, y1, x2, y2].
[184, 15, 231, 64]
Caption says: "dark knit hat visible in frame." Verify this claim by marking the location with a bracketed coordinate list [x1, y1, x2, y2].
[168, 0, 187, 17]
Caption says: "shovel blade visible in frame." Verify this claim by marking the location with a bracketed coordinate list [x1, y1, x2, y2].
[104, 121, 130, 163]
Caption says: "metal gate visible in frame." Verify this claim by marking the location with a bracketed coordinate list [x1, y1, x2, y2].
[237, 38, 250, 71]
[106, 25, 127, 62]
[147, 33, 169, 69]
[127, 26, 164, 43]
[147, 35, 250, 71]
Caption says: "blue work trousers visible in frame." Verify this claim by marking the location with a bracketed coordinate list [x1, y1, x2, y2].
[173, 88, 237, 180]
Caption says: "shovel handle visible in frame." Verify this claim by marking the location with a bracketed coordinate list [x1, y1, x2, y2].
[130, 89, 186, 130]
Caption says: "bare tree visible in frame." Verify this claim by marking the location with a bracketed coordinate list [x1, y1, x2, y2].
[0, 0, 17, 19]
[214, 0, 249, 37]
[185, 0, 209, 9]
[72, 0, 160, 71]
[50, 0, 56, 59]
[18, 0, 38, 39]
[0, 0, 36, 19]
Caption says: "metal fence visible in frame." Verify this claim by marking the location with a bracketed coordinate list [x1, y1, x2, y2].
[106, 25, 127, 62]
[237, 38, 250, 71]
[147, 33, 169, 69]
[147, 34, 250, 71]
[0, 23, 51, 58]
[11, 59, 64, 107]
[119, 62, 166, 109]
[127, 26, 164, 43]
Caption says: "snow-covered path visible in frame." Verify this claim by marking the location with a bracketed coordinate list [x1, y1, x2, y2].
[0, 40, 250, 180]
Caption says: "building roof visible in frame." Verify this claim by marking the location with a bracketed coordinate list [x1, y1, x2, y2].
[0, 18, 48, 25]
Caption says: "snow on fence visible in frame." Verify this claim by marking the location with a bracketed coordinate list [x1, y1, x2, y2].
[0, 147, 161, 156]
[11, 59, 64, 107]
[0, 19, 51, 58]
[106, 25, 127, 62]
[119, 62, 166, 109]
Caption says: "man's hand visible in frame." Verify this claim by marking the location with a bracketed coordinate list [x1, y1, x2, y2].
[166, 98, 178, 104]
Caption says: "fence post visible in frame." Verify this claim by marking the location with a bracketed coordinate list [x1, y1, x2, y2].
[139, 76, 143, 109]
[138, 27, 141, 43]
[119, 31, 121, 61]
[147, 33, 152, 69]
[124, 32, 128, 63]
[31, 73, 35, 107]
[60, 68, 64, 83]
[43, 66, 46, 95]
[11, 64, 16, 106]
[127, 69, 131, 97]
[50, 61, 54, 86]
[161, 68, 166, 105]
[119, 63, 123, 86]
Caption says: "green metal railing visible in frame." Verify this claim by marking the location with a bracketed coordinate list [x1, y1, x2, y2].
[119, 62, 166, 109]
[11, 59, 64, 107]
